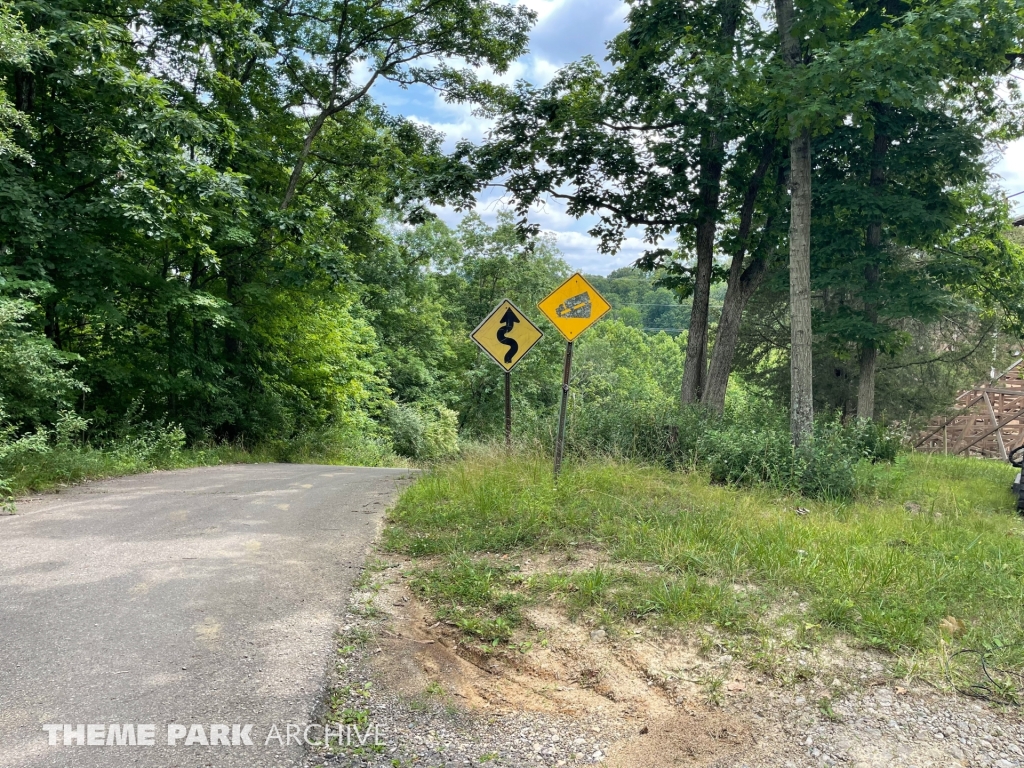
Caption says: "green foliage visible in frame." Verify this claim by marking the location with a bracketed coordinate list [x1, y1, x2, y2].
[0, 2, 42, 160]
[390, 211, 573, 437]
[811, 111, 995, 358]
[461, 0, 1024, 434]
[473, 309, 902, 500]
[0, 296, 82, 427]
[0, 420, 404, 507]
[734, 269, 1016, 424]
[1, 0, 1022, 497]
[0, 417, 195, 505]
[384, 403, 459, 460]
[256, 426, 399, 468]
[409, 556, 524, 643]
[423, 408, 460, 460]
[696, 413, 904, 500]
[583, 267, 706, 335]
[0, 0, 534, 451]
[562, 320, 686, 457]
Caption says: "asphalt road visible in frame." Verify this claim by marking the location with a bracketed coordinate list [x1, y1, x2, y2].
[0, 464, 416, 768]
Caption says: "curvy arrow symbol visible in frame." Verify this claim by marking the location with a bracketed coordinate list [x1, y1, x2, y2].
[496, 307, 520, 364]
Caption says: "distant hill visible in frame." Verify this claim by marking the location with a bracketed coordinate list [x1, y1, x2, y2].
[584, 267, 726, 336]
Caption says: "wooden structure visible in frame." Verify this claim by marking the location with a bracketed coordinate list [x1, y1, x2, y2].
[916, 359, 1024, 460]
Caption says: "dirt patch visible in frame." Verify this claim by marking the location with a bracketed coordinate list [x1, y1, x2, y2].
[603, 712, 754, 768]
[311, 556, 1024, 768]
[361, 561, 775, 766]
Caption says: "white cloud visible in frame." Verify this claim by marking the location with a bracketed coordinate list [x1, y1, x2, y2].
[547, 229, 648, 273]
[429, 185, 653, 274]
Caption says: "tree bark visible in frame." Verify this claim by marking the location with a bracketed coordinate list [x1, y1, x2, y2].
[681, 219, 714, 404]
[679, 0, 741, 406]
[704, 263, 761, 412]
[788, 128, 814, 444]
[856, 118, 888, 420]
[14, 71, 35, 112]
[281, 110, 331, 210]
[44, 302, 62, 351]
[775, 0, 813, 445]
[857, 340, 878, 419]
[703, 140, 778, 413]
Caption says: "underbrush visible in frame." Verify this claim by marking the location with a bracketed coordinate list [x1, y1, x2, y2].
[560, 401, 904, 501]
[0, 414, 405, 509]
[385, 449, 1024, 699]
[0, 399, 461, 507]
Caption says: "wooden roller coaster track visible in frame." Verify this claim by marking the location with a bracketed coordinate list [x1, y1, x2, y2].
[915, 359, 1024, 460]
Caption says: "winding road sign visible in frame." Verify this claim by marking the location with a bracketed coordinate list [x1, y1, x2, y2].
[471, 299, 544, 372]
[537, 272, 611, 341]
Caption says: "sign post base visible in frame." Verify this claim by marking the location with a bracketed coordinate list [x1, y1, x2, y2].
[553, 341, 574, 479]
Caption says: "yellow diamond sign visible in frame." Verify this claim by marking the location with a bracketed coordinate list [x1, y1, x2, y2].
[537, 272, 611, 341]
[471, 299, 544, 372]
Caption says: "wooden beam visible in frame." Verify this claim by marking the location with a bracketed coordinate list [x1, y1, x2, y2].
[955, 403, 1024, 457]
[915, 394, 986, 447]
[950, 414, 988, 456]
[983, 392, 1008, 460]
[961, 387, 1024, 399]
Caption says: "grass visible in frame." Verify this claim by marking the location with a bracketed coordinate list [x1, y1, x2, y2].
[408, 556, 525, 643]
[384, 447, 1024, 696]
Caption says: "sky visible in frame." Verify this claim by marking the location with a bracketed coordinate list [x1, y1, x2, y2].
[371, 0, 1024, 276]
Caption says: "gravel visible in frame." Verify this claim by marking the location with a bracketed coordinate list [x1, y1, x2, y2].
[304, 617, 631, 767]
[769, 686, 1024, 768]
[305, 571, 1024, 768]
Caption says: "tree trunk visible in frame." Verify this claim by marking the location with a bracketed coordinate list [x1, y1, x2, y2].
[44, 302, 62, 351]
[281, 110, 330, 210]
[14, 70, 35, 112]
[856, 119, 888, 420]
[681, 221, 714, 404]
[703, 275, 748, 411]
[703, 140, 778, 413]
[788, 128, 814, 444]
[857, 342, 878, 419]
[704, 254, 775, 413]
[679, 0, 741, 406]
[775, 0, 813, 445]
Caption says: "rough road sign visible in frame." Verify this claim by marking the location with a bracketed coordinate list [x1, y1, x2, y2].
[537, 272, 611, 341]
[470, 299, 544, 372]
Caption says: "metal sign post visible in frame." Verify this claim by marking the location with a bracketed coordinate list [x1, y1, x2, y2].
[504, 371, 512, 450]
[553, 341, 574, 477]
[470, 299, 544, 447]
[538, 273, 611, 479]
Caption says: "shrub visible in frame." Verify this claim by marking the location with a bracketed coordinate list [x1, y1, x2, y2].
[796, 422, 857, 500]
[842, 417, 907, 463]
[423, 406, 459, 459]
[0, 415, 194, 500]
[260, 424, 398, 467]
[111, 423, 187, 468]
[385, 403, 459, 459]
[385, 403, 426, 458]
[698, 421, 796, 487]
[555, 399, 897, 500]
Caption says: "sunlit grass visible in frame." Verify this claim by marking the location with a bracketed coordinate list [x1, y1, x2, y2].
[386, 448, 1024, 684]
